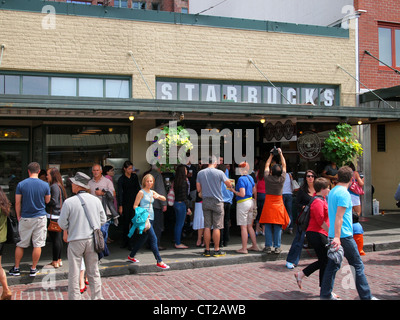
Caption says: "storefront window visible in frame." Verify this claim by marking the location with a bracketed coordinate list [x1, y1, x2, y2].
[79, 78, 103, 97]
[46, 125, 130, 177]
[22, 76, 48, 95]
[51, 77, 77, 96]
[1, 72, 130, 98]
[105, 79, 130, 98]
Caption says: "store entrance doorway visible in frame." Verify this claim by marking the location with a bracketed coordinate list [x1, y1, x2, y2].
[0, 143, 29, 204]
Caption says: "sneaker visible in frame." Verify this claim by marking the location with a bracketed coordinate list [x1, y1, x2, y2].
[320, 293, 341, 300]
[213, 250, 226, 257]
[263, 247, 272, 254]
[274, 247, 282, 254]
[156, 262, 170, 270]
[203, 249, 211, 257]
[127, 256, 139, 263]
[286, 262, 295, 269]
[30, 268, 39, 277]
[9, 266, 20, 276]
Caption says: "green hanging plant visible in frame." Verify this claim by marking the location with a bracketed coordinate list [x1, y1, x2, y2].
[321, 123, 363, 166]
[154, 124, 193, 172]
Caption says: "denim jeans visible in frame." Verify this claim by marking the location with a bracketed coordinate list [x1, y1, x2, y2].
[99, 220, 111, 259]
[220, 202, 231, 245]
[286, 227, 305, 265]
[256, 193, 265, 221]
[100, 220, 111, 240]
[173, 201, 187, 245]
[282, 194, 293, 229]
[153, 207, 164, 246]
[264, 223, 282, 248]
[320, 236, 372, 300]
[129, 220, 162, 263]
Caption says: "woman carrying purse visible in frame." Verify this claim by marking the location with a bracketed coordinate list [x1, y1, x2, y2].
[347, 162, 364, 217]
[46, 167, 67, 268]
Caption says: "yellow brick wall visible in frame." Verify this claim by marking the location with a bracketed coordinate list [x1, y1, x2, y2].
[0, 10, 356, 105]
[371, 123, 400, 210]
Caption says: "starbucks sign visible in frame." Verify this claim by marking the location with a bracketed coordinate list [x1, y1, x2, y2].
[157, 78, 338, 107]
[297, 131, 321, 159]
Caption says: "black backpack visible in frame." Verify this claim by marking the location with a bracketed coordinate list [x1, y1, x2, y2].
[296, 195, 324, 232]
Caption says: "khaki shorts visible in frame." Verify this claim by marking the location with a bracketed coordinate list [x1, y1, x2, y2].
[17, 215, 47, 248]
[236, 199, 255, 226]
[202, 197, 224, 229]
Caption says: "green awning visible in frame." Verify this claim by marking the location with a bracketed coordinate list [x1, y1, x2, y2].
[360, 85, 400, 103]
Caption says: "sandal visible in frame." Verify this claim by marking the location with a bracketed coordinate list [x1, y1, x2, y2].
[294, 272, 302, 290]
[175, 244, 189, 249]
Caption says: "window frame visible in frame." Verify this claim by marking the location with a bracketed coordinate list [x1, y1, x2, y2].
[0, 71, 131, 99]
[378, 22, 400, 71]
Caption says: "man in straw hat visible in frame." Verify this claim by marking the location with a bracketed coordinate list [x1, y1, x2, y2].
[58, 172, 107, 300]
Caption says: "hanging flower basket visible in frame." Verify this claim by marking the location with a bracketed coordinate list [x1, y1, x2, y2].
[154, 124, 193, 173]
[321, 123, 363, 166]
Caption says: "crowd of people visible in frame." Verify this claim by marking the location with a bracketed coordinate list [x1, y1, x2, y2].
[0, 149, 379, 300]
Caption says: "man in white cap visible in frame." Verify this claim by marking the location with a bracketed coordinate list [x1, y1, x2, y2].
[58, 172, 107, 300]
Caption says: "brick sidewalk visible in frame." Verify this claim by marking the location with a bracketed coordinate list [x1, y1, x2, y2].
[6, 248, 400, 300]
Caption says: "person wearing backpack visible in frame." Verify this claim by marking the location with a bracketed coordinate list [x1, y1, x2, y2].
[285, 169, 316, 269]
[294, 177, 330, 291]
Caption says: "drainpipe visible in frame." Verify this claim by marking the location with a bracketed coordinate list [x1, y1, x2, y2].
[355, 9, 373, 216]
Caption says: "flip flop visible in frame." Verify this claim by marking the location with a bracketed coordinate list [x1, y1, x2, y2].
[175, 244, 189, 249]
[236, 249, 248, 254]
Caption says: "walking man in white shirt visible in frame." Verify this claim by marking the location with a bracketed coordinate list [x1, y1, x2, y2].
[58, 172, 107, 300]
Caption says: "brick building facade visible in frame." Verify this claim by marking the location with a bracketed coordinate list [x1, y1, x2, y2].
[354, 0, 400, 211]
[355, 0, 400, 89]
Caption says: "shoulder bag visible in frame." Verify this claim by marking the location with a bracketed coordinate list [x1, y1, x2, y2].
[349, 177, 364, 195]
[291, 179, 300, 191]
[167, 183, 175, 206]
[76, 193, 105, 254]
[7, 212, 20, 244]
[48, 186, 63, 233]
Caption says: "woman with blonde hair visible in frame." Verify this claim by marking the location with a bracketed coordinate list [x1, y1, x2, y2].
[231, 162, 260, 254]
[127, 174, 170, 269]
[0, 187, 12, 299]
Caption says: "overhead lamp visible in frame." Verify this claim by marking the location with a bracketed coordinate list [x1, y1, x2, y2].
[129, 114, 135, 121]
[260, 118, 266, 124]
[358, 120, 363, 125]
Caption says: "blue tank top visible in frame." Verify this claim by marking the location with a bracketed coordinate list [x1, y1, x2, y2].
[140, 189, 154, 220]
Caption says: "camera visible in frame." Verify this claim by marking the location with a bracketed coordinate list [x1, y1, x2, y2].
[271, 146, 279, 156]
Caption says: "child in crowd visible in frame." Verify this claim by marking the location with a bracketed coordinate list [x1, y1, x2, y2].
[352, 212, 365, 256]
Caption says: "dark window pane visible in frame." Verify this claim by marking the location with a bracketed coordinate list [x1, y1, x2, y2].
[22, 76, 48, 95]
